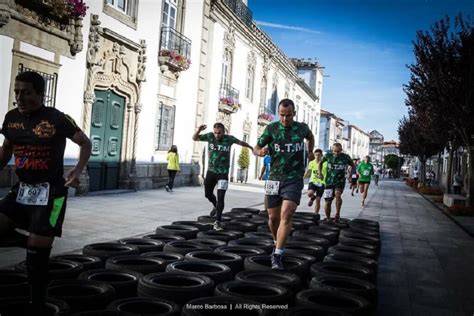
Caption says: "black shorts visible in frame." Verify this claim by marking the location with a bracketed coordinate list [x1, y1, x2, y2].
[308, 182, 324, 198]
[323, 183, 346, 201]
[351, 177, 358, 185]
[359, 181, 370, 185]
[204, 171, 229, 190]
[0, 184, 68, 237]
[266, 179, 304, 208]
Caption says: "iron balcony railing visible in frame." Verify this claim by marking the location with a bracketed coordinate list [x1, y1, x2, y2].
[159, 27, 192, 60]
[219, 84, 240, 106]
[222, 0, 253, 27]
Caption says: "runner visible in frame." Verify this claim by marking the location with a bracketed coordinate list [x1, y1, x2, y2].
[258, 153, 272, 211]
[357, 155, 374, 207]
[349, 158, 359, 196]
[304, 149, 327, 215]
[320, 143, 354, 223]
[193, 123, 253, 231]
[0, 71, 91, 312]
[374, 165, 381, 186]
[254, 98, 315, 270]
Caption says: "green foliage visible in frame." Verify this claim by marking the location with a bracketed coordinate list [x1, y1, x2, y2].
[238, 147, 250, 169]
[384, 154, 405, 171]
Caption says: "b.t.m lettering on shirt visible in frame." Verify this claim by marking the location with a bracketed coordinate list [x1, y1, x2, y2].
[274, 142, 305, 153]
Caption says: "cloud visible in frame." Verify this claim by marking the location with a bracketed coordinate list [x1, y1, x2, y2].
[255, 20, 321, 34]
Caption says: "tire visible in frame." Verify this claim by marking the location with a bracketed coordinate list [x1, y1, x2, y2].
[185, 251, 243, 274]
[306, 227, 339, 244]
[48, 279, 115, 313]
[320, 219, 350, 230]
[141, 251, 184, 266]
[232, 217, 266, 227]
[244, 255, 308, 279]
[323, 253, 378, 273]
[155, 225, 199, 240]
[235, 270, 302, 295]
[230, 207, 260, 215]
[285, 242, 325, 261]
[107, 297, 180, 315]
[292, 231, 336, 246]
[350, 218, 379, 228]
[15, 258, 84, 280]
[142, 234, 185, 243]
[244, 231, 273, 240]
[163, 240, 212, 255]
[343, 228, 380, 238]
[78, 268, 143, 299]
[228, 238, 274, 254]
[222, 212, 253, 219]
[197, 215, 232, 223]
[0, 297, 69, 316]
[339, 233, 381, 254]
[172, 221, 213, 232]
[106, 255, 166, 274]
[166, 259, 233, 284]
[288, 235, 332, 251]
[295, 288, 371, 316]
[328, 245, 377, 260]
[215, 245, 266, 259]
[215, 280, 291, 305]
[309, 274, 377, 304]
[52, 254, 103, 270]
[293, 212, 320, 224]
[291, 219, 315, 230]
[313, 223, 341, 233]
[310, 262, 375, 283]
[338, 238, 379, 254]
[137, 272, 214, 304]
[256, 225, 271, 232]
[117, 238, 164, 253]
[222, 221, 257, 233]
[182, 296, 263, 316]
[197, 230, 242, 242]
[0, 270, 29, 298]
[187, 238, 227, 250]
[83, 243, 140, 261]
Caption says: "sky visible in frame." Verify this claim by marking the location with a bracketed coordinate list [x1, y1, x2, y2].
[249, 0, 474, 141]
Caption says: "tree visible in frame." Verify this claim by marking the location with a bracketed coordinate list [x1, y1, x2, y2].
[384, 154, 405, 176]
[237, 147, 250, 169]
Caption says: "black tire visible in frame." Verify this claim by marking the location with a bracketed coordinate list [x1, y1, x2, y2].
[338, 238, 379, 254]
[0, 297, 69, 316]
[320, 219, 350, 230]
[185, 251, 243, 274]
[0, 270, 29, 298]
[233, 217, 267, 226]
[105, 255, 166, 274]
[296, 288, 371, 316]
[348, 223, 380, 233]
[155, 225, 199, 240]
[306, 227, 339, 244]
[222, 221, 257, 233]
[285, 242, 325, 261]
[48, 279, 115, 313]
[292, 231, 336, 246]
[172, 221, 213, 232]
[15, 258, 84, 280]
[163, 240, 212, 255]
[293, 212, 320, 224]
[291, 219, 315, 230]
[256, 225, 271, 232]
[230, 207, 260, 215]
[244, 255, 308, 279]
[324, 253, 378, 272]
[339, 233, 381, 255]
[284, 252, 317, 275]
[141, 251, 184, 266]
[309, 274, 377, 304]
[235, 270, 302, 295]
[350, 218, 379, 228]
[244, 231, 273, 240]
[137, 272, 214, 304]
[83, 243, 140, 261]
[310, 262, 376, 283]
[222, 212, 252, 219]
[197, 230, 242, 242]
[215, 245, 266, 259]
[197, 215, 232, 223]
[52, 254, 103, 270]
[278, 305, 349, 316]
[328, 245, 377, 260]
[142, 234, 185, 243]
[78, 268, 143, 299]
[166, 259, 233, 284]
[313, 223, 341, 233]
[117, 238, 164, 253]
[228, 237, 274, 254]
[215, 280, 291, 304]
[107, 297, 180, 315]
[187, 238, 227, 250]
[343, 228, 380, 238]
[288, 235, 332, 251]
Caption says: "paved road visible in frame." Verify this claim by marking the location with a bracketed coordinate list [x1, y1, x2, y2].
[1, 179, 473, 315]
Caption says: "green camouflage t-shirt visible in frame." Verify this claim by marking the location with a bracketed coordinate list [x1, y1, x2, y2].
[322, 151, 354, 186]
[199, 133, 239, 174]
[257, 121, 311, 181]
[357, 162, 374, 182]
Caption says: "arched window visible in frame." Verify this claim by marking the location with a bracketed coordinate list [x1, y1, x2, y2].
[245, 67, 254, 101]
[221, 50, 232, 86]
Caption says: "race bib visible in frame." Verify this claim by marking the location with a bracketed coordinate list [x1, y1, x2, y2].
[265, 180, 280, 195]
[363, 170, 370, 176]
[16, 182, 50, 206]
[217, 180, 228, 190]
[323, 189, 334, 199]
[351, 174, 357, 178]
[315, 183, 323, 187]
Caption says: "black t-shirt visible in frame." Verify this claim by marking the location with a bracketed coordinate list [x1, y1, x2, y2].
[1, 106, 80, 185]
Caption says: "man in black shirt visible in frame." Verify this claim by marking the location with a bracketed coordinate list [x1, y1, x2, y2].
[0, 71, 91, 311]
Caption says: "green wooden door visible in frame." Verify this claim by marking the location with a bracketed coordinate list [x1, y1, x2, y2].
[88, 90, 125, 191]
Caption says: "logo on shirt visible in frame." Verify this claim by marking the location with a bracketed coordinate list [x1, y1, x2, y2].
[274, 142, 304, 153]
[7, 122, 25, 129]
[209, 144, 231, 152]
[33, 120, 56, 138]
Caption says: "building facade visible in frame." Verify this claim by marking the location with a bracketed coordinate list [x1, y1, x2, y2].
[318, 109, 345, 152]
[344, 124, 370, 160]
[369, 130, 384, 167]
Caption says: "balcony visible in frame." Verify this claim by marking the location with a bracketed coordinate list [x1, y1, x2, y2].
[218, 84, 240, 114]
[257, 107, 274, 126]
[222, 0, 253, 27]
[158, 27, 192, 73]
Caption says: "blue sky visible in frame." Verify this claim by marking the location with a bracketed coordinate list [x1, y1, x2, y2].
[249, 0, 474, 141]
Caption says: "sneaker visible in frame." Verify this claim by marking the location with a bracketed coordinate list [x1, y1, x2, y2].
[209, 207, 217, 217]
[165, 185, 170, 192]
[308, 197, 315, 207]
[213, 221, 223, 231]
[271, 253, 283, 270]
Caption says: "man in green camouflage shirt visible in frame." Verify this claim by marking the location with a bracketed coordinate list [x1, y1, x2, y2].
[319, 143, 354, 223]
[254, 99, 315, 270]
[193, 122, 253, 231]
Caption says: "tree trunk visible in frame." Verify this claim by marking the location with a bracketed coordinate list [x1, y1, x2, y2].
[436, 152, 442, 186]
[420, 158, 426, 185]
[446, 147, 454, 194]
[467, 147, 474, 207]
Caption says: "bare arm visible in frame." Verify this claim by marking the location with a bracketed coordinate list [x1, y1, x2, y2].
[65, 130, 91, 187]
[238, 140, 253, 150]
[259, 165, 266, 180]
[306, 131, 315, 161]
[253, 144, 268, 157]
[192, 124, 207, 141]
[0, 138, 13, 170]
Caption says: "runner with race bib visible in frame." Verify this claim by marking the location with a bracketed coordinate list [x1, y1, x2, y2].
[357, 155, 374, 207]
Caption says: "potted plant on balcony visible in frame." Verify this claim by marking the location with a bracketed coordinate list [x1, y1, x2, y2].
[258, 112, 274, 125]
[219, 97, 240, 113]
[237, 147, 250, 183]
[159, 49, 191, 71]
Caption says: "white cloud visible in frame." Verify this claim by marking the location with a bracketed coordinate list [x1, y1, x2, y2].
[255, 20, 321, 34]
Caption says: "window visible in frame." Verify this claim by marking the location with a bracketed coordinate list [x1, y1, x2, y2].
[156, 103, 176, 151]
[270, 84, 277, 114]
[221, 50, 232, 85]
[107, 0, 127, 13]
[104, 0, 139, 28]
[245, 67, 254, 101]
[162, 0, 177, 28]
[17, 64, 58, 108]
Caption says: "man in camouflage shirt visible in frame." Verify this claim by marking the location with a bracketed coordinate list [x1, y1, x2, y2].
[319, 143, 354, 223]
[254, 99, 315, 270]
[193, 122, 253, 230]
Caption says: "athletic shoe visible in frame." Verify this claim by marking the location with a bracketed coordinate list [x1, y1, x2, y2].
[213, 221, 223, 231]
[165, 185, 170, 192]
[271, 253, 283, 270]
[210, 207, 217, 217]
[308, 197, 315, 207]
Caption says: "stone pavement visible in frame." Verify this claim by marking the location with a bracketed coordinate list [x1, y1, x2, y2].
[1, 180, 473, 315]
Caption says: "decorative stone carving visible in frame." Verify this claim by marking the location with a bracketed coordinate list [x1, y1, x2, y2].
[223, 21, 235, 49]
[243, 113, 252, 134]
[86, 15, 101, 67]
[272, 71, 279, 87]
[247, 50, 256, 67]
[0, 1, 11, 27]
[216, 111, 232, 133]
